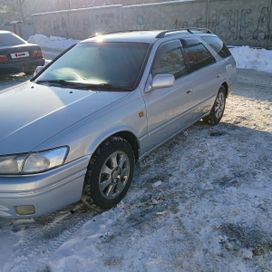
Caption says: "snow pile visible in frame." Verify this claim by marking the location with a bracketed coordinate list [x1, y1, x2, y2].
[28, 34, 79, 50]
[230, 46, 272, 73]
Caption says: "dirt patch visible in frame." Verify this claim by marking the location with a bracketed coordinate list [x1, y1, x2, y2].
[219, 224, 272, 257]
[210, 131, 227, 137]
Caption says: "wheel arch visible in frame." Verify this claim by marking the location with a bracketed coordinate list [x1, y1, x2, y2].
[88, 129, 140, 163]
[111, 131, 140, 161]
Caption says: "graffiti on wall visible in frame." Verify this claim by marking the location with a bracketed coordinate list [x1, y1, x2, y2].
[253, 7, 271, 40]
[209, 9, 253, 41]
[165, 5, 272, 46]
[172, 18, 206, 29]
[96, 13, 115, 27]
[33, 2, 272, 47]
[208, 6, 271, 42]
[134, 5, 271, 45]
[51, 16, 68, 37]
[36, 11, 120, 39]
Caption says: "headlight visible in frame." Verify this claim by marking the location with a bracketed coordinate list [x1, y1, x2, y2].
[0, 147, 68, 175]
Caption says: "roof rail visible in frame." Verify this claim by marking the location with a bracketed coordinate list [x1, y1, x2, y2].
[156, 28, 213, 38]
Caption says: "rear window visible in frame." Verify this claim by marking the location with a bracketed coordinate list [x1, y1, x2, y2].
[201, 35, 231, 58]
[182, 40, 216, 72]
[0, 33, 25, 47]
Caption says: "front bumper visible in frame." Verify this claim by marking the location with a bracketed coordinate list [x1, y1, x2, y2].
[0, 155, 91, 218]
[0, 58, 45, 74]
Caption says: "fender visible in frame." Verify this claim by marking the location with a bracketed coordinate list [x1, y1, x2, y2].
[85, 124, 140, 157]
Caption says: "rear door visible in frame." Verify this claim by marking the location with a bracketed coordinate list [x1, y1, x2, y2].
[180, 38, 221, 116]
[201, 35, 236, 89]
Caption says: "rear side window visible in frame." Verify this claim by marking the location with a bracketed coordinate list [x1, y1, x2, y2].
[201, 35, 231, 58]
[0, 33, 25, 47]
[182, 40, 216, 72]
[152, 41, 187, 79]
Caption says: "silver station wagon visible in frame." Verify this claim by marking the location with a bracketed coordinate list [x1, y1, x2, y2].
[0, 28, 236, 218]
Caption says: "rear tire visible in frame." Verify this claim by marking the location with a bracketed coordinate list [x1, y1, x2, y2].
[85, 137, 135, 209]
[203, 86, 227, 125]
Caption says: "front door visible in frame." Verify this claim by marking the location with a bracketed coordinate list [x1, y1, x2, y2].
[142, 40, 195, 150]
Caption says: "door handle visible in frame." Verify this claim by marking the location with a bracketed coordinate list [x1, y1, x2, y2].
[186, 89, 192, 94]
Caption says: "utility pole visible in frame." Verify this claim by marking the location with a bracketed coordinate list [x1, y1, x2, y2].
[206, 0, 210, 28]
[268, 0, 272, 48]
[17, 0, 24, 21]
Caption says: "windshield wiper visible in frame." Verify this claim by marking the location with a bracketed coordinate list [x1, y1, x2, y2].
[36, 80, 131, 91]
[35, 80, 91, 89]
[89, 83, 131, 92]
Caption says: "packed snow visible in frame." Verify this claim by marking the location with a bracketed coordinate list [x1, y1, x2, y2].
[0, 35, 271, 272]
[28, 34, 79, 51]
[28, 34, 77, 59]
[47, 70, 272, 272]
[230, 46, 272, 73]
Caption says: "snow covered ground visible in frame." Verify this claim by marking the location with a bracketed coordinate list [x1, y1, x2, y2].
[0, 69, 271, 272]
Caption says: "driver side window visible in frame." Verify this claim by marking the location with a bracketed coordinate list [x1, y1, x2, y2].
[152, 42, 187, 79]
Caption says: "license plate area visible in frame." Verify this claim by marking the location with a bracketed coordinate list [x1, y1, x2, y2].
[10, 51, 30, 59]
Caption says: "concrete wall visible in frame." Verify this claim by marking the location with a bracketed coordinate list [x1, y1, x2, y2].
[32, 0, 272, 48]
[208, 0, 272, 48]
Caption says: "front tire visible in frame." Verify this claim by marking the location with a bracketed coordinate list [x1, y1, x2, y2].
[204, 86, 227, 125]
[86, 137, 135, 209]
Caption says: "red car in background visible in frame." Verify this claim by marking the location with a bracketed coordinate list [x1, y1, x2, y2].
[0, 30, 45, 76]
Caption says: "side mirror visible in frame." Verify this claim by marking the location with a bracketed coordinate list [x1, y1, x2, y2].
[34, 59, 51, 76]
[149, 74, 175, 91]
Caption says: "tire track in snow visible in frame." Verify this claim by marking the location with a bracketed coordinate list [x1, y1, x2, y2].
[7, 203, 103, 272]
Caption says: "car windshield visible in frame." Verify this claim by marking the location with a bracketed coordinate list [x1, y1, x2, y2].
[0, 33, 26, 46]
[36, 42, 150, 91]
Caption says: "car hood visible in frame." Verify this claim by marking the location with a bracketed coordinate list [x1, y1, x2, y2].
[0, 82, 128, 154]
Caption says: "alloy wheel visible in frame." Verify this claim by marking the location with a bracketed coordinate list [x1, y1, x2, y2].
[214, 92, 225, 119]
[98, 151, 131, 200]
